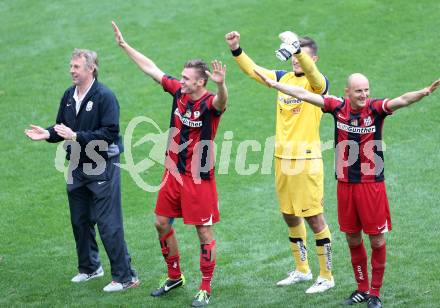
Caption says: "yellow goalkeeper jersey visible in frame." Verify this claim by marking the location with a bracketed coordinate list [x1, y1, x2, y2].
[233, 50, 328, 159]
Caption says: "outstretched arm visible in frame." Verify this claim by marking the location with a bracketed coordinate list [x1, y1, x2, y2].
[387, 79, 440, 111]
[206, 60, 228, 112]
[254, 70, 324, 107]
[25, 125, 50, 141]
[112, 21, 165, 83]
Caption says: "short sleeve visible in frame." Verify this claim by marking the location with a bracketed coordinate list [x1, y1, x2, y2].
[204, 95, 223, 116]
[371, 98, 393, 116]
[161, 75, 181, 95]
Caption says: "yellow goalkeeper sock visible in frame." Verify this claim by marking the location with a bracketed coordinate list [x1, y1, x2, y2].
[314, 225, 333, 280]
[288, 221, 310, 273]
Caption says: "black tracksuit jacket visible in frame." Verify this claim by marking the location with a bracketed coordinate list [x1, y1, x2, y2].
[46, 80, 123, 164]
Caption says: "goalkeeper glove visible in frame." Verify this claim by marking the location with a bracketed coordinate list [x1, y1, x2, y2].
[275, 31, 301, 61]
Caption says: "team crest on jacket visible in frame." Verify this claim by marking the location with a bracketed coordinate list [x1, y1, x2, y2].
[193, 111, 200, 119]
[364, 116, 372, 126]
[86, 101, 93, 112]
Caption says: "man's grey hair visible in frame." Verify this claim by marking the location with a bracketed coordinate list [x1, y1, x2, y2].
[71, 48, 99, 78]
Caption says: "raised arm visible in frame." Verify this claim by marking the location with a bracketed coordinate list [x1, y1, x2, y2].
[387, 79, 440, 111]
[112, 21, 165, 83]
[225, 31, 276, 87]
[205, 60, 228, 112]
[254, 70, 324, 107]
[276, 31, 327, 94]
[295, 52, 327, 94]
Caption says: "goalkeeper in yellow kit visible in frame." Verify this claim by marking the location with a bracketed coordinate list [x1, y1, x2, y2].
[225, 30, 334, 293]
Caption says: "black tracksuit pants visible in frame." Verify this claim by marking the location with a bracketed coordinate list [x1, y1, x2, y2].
[66, 156, 134, 283]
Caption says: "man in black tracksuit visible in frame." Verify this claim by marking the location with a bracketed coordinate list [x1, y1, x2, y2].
[25, 49, 139, 292]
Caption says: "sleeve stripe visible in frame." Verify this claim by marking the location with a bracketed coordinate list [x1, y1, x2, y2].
[382, 99, 391, 113]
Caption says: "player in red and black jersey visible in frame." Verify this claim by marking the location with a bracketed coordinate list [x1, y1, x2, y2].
[161, 74, 223, 181]
[113, 22, 227, 307]
[255, 70, 440, 308]
[324, 94, 391, 183]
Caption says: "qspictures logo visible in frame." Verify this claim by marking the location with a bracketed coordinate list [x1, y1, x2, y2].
[54, 116, 387, 192]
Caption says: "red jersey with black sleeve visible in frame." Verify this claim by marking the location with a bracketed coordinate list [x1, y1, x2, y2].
[322, 96, 393, 183]
[161, 75, 223, 180]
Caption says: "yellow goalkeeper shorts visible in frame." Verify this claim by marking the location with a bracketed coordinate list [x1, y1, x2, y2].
[274, 157, 324, 217]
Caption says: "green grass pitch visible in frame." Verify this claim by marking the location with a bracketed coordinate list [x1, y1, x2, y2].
[1, 0, 439, 307]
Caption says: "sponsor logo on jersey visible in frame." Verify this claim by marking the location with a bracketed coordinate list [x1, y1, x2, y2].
[174, 108, 202, 127]
[291, 107, 301, 114]
[350, 119, 358, 126]
[337, 121, 376, 134]
[279, 96, 302, 105]
[193, 111, 200, 119]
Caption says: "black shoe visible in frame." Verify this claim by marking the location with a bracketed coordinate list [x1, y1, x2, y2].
[342, 290, 369, 305]
[150, 275, 185, 297]
[367, 296, 382, 308]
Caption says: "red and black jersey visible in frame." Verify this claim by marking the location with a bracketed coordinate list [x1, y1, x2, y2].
[322, 96, 393, 183]
[162, 75, 223, 180]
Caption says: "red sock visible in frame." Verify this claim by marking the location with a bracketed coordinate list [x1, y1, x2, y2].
[349, 241, 369, 292]
[159, 229, 181, 280]
[165, 254, 181, 280]
[199, 240, 216, 293]
[370, 243, 386, 297]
